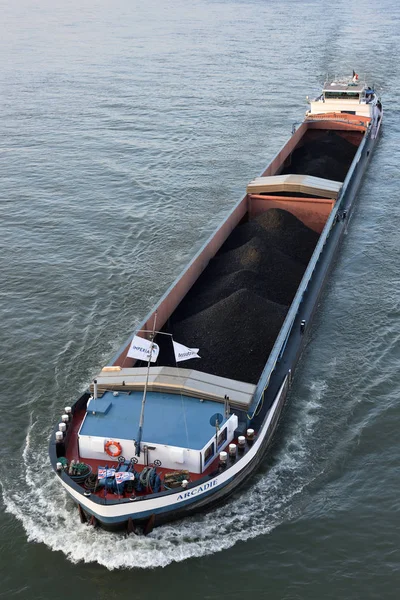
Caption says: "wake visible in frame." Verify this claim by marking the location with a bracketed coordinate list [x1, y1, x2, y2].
[1, 381, 327, 570]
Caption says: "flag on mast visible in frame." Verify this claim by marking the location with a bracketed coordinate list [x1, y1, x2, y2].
[127, 335, 159, 362]
[173, 340, 200, 362]
[352, 70, 359, 82]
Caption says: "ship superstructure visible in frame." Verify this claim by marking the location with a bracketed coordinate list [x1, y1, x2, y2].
[308, 75, 379, 119]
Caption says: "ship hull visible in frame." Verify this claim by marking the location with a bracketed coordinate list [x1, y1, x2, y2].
[49, 105, 382, 532]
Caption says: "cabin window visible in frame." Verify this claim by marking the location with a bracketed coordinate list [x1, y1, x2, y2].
[204, 442, 215, 465]
[217, 428, 227, 449]
[324, 91, 360, 100]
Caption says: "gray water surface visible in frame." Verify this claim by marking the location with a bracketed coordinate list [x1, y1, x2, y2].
[1, 0, 399, 597]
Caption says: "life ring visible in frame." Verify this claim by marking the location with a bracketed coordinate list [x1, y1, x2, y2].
[105, 440, 122, 457]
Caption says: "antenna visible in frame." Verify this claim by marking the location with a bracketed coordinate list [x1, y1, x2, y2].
[135, 312, 157, 457]
[210, 413, 223, 454]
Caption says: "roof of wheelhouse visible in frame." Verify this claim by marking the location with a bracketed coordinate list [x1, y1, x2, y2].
[323, 80, 365, 93]
[81, 390, 228, 450]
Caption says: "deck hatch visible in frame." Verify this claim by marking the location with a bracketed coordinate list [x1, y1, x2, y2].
[246, 174, 342, 199]
[91, 367, 256, 410]
[86, 398, 112, 415]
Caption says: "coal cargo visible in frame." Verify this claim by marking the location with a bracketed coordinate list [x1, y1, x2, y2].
[253, 208, 320, 266]
[184, 241, 304, 314]
[216, 214, 318, 265]
[281, 130, 360, 182]
[160, 208, 319, 382]
[217, 220, 274, 253]
[172, 289, 289, 383]
[173, 209, 317, 322]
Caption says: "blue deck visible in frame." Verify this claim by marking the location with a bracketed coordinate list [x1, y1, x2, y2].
[80, 391, 226, 450]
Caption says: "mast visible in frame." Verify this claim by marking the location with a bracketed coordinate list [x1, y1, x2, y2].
[135, 312, 157, 457]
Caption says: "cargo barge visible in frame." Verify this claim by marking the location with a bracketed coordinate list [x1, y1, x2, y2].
[49, 76, 382, 533]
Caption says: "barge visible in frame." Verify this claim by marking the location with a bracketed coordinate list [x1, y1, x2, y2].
[49, 76, 382, 533]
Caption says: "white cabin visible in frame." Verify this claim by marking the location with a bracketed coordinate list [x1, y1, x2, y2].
[308, 77, 377, 118]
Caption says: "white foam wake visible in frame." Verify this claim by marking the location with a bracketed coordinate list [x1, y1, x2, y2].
[1, 382, 326, 570]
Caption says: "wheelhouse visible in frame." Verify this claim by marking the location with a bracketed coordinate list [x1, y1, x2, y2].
[308, 77, 377, 118]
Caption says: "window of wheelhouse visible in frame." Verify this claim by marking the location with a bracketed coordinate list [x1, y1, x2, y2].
[204, 442, 215, 465]
[324, 91, 360, 100]
[217, 428, 227, 449]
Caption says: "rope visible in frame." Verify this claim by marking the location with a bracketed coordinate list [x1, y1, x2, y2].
[84, 473, 98, 491]
[139, 466, 156, 492]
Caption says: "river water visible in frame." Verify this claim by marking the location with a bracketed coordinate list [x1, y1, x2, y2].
[1, 0, 399, 597]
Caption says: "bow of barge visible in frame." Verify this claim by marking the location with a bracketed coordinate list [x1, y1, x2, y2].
[49, 76, 382, 533]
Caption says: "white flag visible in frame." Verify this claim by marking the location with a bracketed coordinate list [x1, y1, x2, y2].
[127, 335, 159, 363]
[115, 471, 135, 485]
[173, 340, 200, 362]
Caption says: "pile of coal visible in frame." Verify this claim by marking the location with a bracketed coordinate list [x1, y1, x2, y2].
[281, 131, 358, 182]
[217, 220, 270, 253]
[160, 208, 318, 383]
[172, 289, 288, 384]
[174, 242, 303, 321]
[253, 208, 319, 265]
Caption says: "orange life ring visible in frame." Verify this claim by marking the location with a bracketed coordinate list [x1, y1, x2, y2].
[105, 440, 122, 457]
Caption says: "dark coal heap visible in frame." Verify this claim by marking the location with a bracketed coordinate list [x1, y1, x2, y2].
[175, 243, 304, 321]
[160, 208, 319, 384]
[172, 290, 288, 383]
[217, 211, 319, 266]
[281, 131, 359, 182]
[253, 208, 319, 265]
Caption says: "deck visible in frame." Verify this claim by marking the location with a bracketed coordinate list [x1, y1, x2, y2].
[64, 406, 235, 501]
